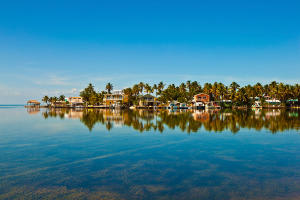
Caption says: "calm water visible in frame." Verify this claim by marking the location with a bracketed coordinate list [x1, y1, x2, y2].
[0, 107, 300, 200]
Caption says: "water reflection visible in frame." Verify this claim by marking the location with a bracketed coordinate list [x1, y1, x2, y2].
[38, 108, 300, 133]
[1, 107, 300, 199]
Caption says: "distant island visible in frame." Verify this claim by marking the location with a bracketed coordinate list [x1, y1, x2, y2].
[27, 81, 300, 109]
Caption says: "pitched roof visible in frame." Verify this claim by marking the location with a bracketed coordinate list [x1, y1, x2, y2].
[27, 100, 40, 104]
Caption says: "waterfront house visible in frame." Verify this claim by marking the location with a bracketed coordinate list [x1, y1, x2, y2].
[139, 94, 156, 107]
[26, 100, 41, 107]
[68, 97, 84, 107]
[264, 96, 281, 105]
[168, 101, 179, 109]
[193, 93, 210, 103]
[192, 93, 210, 109]
[103, 91, 128, 106]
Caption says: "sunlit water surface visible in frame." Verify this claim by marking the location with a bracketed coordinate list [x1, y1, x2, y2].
[0, 107, 300, 199]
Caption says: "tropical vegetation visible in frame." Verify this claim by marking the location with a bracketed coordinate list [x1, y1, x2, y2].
[42, 81, 300, 107]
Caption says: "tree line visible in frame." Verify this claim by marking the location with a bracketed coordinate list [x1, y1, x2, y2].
[42, 81, 300, 106]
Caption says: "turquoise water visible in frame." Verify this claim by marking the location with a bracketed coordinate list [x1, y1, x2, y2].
[0, 107, 300, 199]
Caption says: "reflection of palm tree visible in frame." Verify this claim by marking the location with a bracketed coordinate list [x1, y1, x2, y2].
[106, 121, 113, 131]
[40, 108, 300, 134]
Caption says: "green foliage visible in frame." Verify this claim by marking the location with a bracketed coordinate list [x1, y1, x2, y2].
[105, 82, 113, 94]
[43, 109, 300, 134]
[44, 81, 300, 107]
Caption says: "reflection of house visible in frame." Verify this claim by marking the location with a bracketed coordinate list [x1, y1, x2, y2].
[103, 110, 124, 124]
[66, 110, 83, 119]
[139, 94, 156, 107]
[193, 111, 210, 122]
[265, 110, 281, 119]
[68, 97, 84, 107]
[27, 107, 40, 114]
[26, 100, 40, 107]
[51, 101, 67, 107]
[104, 91, 128, 106]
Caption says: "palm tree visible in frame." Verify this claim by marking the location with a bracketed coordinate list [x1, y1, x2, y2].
[42, 96, 49, 106]
[203, 83, 212, 95]
[105, 82, 113, 94]
[132, 84, 140, 97]
[59, 95, 65, 102]
[235, 87, 249, 106]
[49, 96, 58, 107]
[293, 84, 300, 99]
[253, 83, 263, 98]
[229, 82, 240, 101]
[144, 83, 152, 94]
[153, 84, 158, 97]
[138, 82, 144, 95]
[157, 81, 165, 96]
[217, 83, 226, 101]
[211, 82, 219, 100]
[269, 81, 278, 98]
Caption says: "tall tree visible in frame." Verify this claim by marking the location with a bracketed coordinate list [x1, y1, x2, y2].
[80, 83, 97, 105]
[144, 83, 152, 94]
[132, 84, 140, 97]
[42, 96, 49, 105]
[105, 82, 113, 94]
[157, 81, 165, 96]
[59, 95, 65, 101]
[138, 82, 144, 95]
[229, 82, 240, 101]
[153, 84, 158, 97]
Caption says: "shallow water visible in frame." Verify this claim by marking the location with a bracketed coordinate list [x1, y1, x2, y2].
[0, 107, 300, 199]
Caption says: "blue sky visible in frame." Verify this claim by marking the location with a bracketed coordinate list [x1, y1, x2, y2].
[0, 0, 299, 103]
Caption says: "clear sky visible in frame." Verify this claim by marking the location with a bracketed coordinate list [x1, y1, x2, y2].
[0, 0, 299, 104]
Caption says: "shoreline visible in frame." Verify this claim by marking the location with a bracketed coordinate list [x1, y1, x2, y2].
[24, 105, 300, 110]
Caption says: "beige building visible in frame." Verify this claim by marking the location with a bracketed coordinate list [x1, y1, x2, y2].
[103, 91, 128, 106]
[68, 97, 84, 107]
[139, 94, 157, 107]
